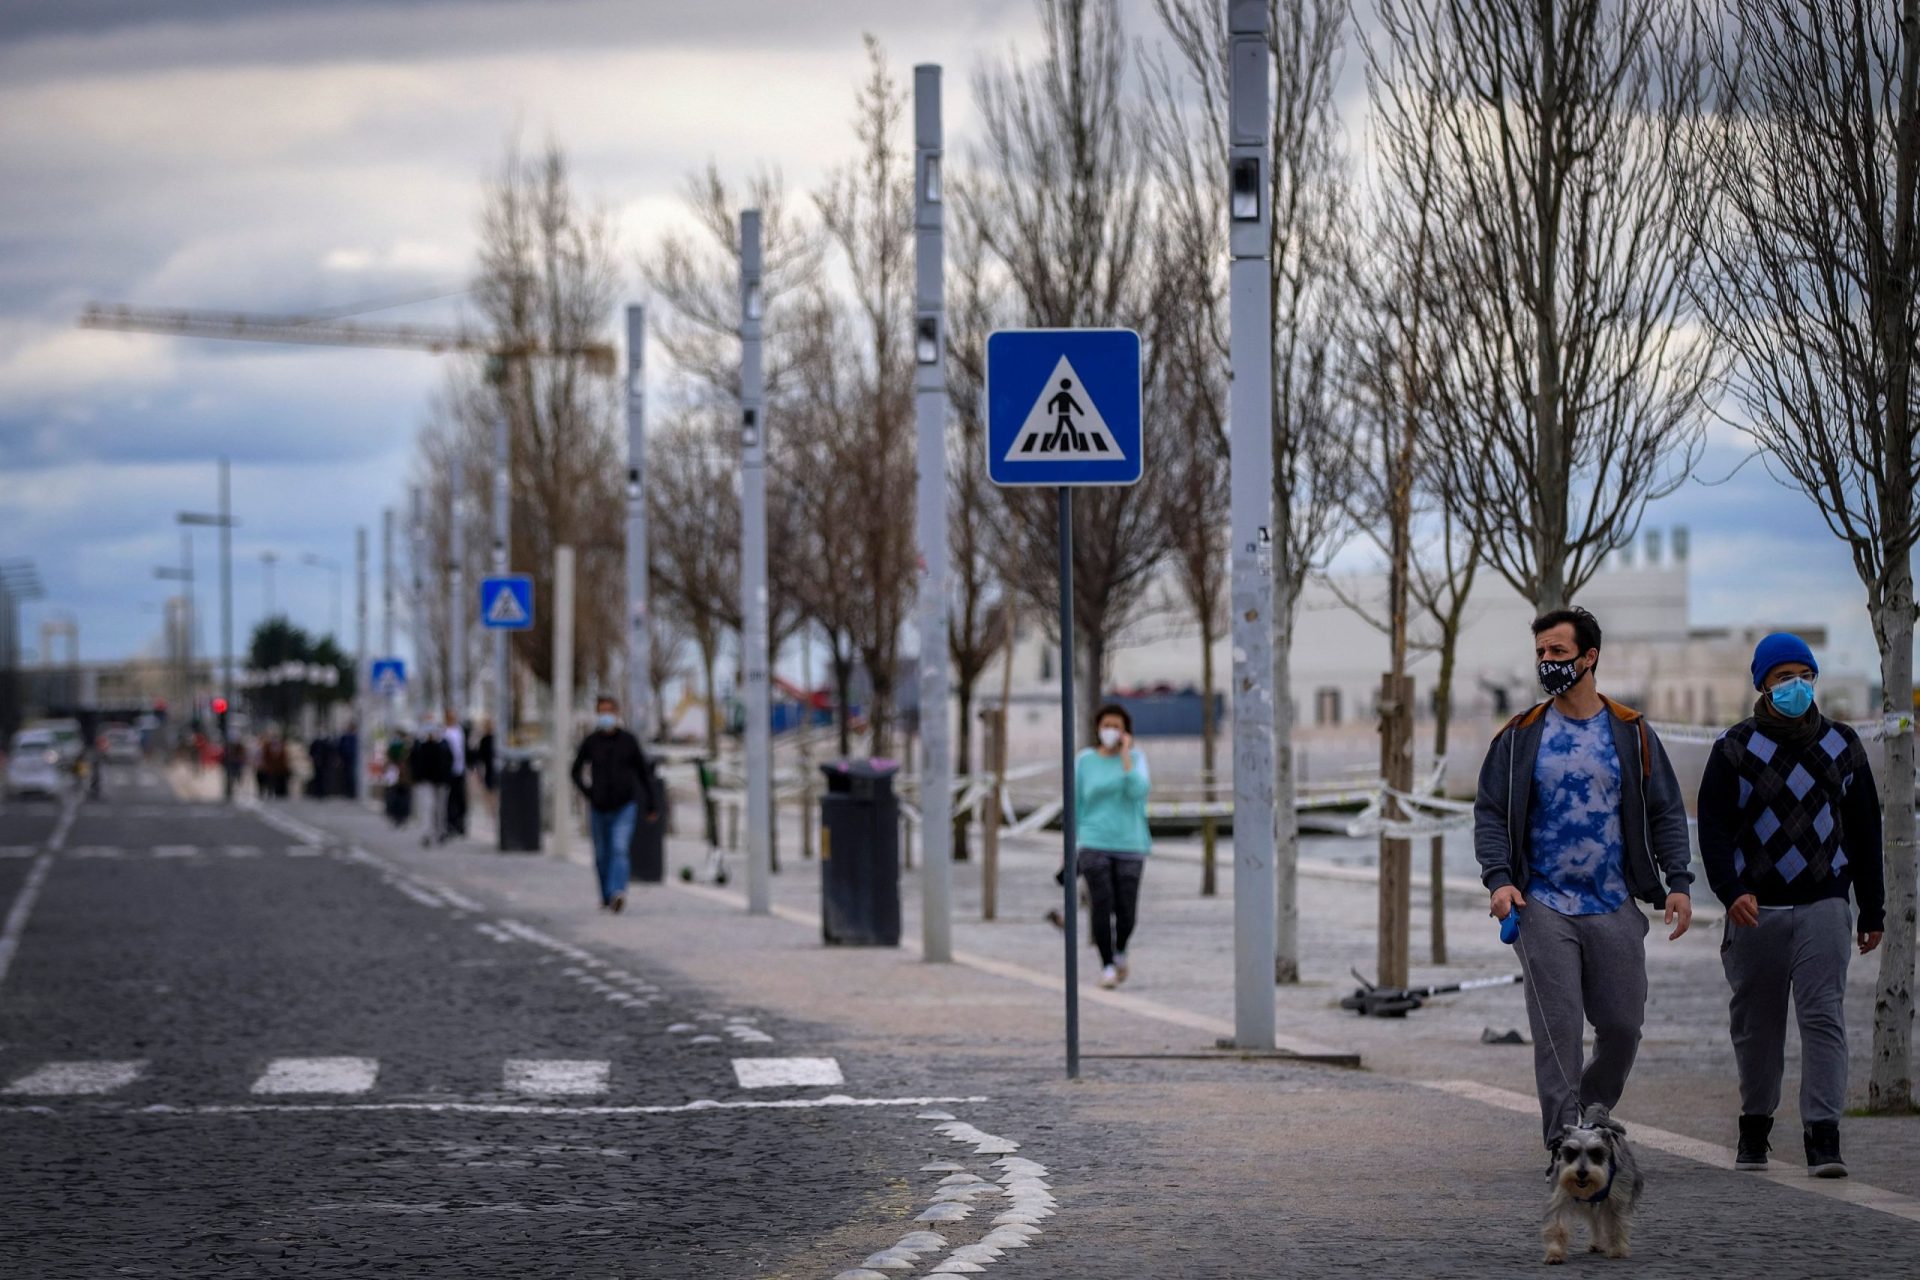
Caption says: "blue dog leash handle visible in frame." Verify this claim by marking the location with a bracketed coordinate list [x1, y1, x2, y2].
[1499, 907, 1522, 945]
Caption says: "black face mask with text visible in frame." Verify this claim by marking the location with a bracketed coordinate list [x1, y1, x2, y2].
[1537, 656, 1589, 699]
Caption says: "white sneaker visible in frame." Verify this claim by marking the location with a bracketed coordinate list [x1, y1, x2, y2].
[1098, 964, 1118, 989]
[1113, 953, 1129, 983]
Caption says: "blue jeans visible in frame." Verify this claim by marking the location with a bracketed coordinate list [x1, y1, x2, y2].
[589, 802, 638, 904]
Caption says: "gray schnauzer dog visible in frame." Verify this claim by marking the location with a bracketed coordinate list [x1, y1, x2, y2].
[1542, 1104, 1643, 1264]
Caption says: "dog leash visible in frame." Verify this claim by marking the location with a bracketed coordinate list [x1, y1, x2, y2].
[1502, 907, 1584, 1108]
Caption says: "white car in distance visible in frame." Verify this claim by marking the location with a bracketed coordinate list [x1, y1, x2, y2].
[6, 729, 69, 797]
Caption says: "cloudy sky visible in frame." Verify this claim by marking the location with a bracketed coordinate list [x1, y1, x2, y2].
[0, 0, 1893, 687]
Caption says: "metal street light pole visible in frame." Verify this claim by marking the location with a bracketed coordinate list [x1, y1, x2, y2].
[625, 305, 651, 741]
[913, 63, 953, 963]
[489, 366, 512, 742]
[180, 462, 238, 802]
[739, 209, 772, 916]
[382, 507, 396, 733]
[300, 553, 342, 640]
[260, 550, 278, 620]
[354, 528, 368, 755]
[448, 491, 465, 721]
[1228, 0, 1277, 1049]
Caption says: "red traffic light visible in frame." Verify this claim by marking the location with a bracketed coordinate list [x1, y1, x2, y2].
[212, 698, 229, 715]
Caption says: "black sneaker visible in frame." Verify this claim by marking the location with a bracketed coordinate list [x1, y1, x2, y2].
[1804, 1121, 1847, 1178]
[1735, 1114, 1772, 1171]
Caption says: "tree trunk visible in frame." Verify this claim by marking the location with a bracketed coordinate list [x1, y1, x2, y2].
[953, 680, 973, 862]
[831, 652, 854, 758]
[699, 635, 719, 758]
[1200, 619, 1218, 898]
[869, 673, 894, 759]
[1870, 565, 1917, 1112]
[1429, 634, 1460, 966]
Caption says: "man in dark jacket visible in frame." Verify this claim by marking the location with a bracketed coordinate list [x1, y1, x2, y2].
[1475, 607, 1695, 1147]
[570, 696, 658, 912]
[1698, 632, 1884, 1179]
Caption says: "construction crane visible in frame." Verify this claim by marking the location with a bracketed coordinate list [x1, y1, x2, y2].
[77, 303, 618, 375]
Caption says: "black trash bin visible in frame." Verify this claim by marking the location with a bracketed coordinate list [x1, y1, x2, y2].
[628, 759, 670, 883]
[818, 759, 901, 946]
[497, 748, 543, 853]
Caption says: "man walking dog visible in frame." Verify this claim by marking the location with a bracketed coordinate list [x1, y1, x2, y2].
[1475, 607, 1695, 1147]
[1697, 633, 1884, 1177]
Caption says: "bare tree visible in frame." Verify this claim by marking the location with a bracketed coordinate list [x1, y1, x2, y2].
[1384, 0, 1716, 615]
[946, 199, 1012, 856]
[413, 139, 624, 710]
[809, 36, 919, 756]
[1682, 0, 1920, 1112]
[648, 414, 736, 755]
[1151, 0, 1353, 982]
[968, 0, 1180, 734]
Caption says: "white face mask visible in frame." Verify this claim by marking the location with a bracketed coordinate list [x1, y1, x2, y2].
[1098, 726, 1123, 749]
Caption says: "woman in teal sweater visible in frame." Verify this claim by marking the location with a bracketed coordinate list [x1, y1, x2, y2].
[1077, 703, 1152, 988]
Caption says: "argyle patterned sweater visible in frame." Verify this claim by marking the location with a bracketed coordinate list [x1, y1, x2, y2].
[1697, 714, 1886, 933]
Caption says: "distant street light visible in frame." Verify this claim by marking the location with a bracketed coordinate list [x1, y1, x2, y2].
[301, 552, 343, 639]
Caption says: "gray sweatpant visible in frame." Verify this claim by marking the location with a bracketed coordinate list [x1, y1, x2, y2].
[1721, 897, 1852, 1125]
[1513, 900, 1650, 1145]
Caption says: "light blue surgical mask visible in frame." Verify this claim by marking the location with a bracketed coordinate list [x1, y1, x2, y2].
[1769, 676, 1815, 717]
[595, 713, 618, 731]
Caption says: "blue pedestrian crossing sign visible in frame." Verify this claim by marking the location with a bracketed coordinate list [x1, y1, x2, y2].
[370, 658, 406, 694]
[479, 575, 534, 631]
[986, 328, 1142, 487]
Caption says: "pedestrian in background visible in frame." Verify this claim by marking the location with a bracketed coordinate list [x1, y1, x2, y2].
[1697, 632, 1885, 1178]
[444, 712, 468, 837]
[570, 696, 658, 913]
[1075, 703, 1151, 990]
[475, 717, 499, 821]
[1474, 606, 1695, 1149]
[409, 725, 451, 846]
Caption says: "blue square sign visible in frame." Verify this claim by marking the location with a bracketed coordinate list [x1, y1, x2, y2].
[986, 328, 1142, 487]
[479, 575, 534, 631]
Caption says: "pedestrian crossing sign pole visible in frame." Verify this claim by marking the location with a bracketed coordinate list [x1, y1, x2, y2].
[985, 327, 1143, 1080]
[479, 575, 534, 632]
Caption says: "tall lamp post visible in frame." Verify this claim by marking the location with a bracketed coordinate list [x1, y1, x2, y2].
[180, 457, 238, 803]
[1227, 0, 1277, 1049]
[153, 546, 193, 729]
[301, 553, 342, 640]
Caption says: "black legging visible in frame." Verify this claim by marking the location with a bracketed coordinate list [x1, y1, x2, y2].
[1077, 848, 1144, 965]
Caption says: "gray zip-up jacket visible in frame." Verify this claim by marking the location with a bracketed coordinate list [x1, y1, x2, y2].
[1473, 695, 1694, 907]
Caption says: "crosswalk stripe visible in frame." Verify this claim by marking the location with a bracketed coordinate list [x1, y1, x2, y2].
[5, 1060, 146, 1095]
[250, 1056, 379, 1095]
[732, 1057, 844, 1089]
[503, 1059, 610, 1096]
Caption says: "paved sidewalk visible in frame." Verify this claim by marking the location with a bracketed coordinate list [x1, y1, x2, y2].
[259, 788, 1920, 1275]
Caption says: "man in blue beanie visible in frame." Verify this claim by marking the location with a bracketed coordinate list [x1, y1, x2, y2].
[1698, 632, 1885, 1178]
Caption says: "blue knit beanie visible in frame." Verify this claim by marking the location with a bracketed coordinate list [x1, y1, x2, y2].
[1750, 632, 1818, 690]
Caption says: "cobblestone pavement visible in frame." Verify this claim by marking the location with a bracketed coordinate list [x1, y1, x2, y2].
[243, 786, 1920, 1277]
[0, 768, 1047, 1278]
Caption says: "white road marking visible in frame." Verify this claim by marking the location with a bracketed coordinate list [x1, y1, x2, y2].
[153, 845, 199, 858]
[251, 1056, 380, 1095]
[1427, 1079, 1920, 1225]
[0, 847, 37, 858]
[65, 846, 123, 859]
[60, 1093, 993, 1118]
[48, 798, 77, 850]
[434, 887, 483, 912]
[503, 1059, 609, 1096]
[5, 1060, 145, 1095]
[0, 853, 54, 989]
[732, 1056, 844, 1089]
[222, 845, 262, 858]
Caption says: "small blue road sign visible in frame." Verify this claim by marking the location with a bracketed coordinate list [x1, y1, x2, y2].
[479, 575, 534, 631]
[986, 328, 1143, 487]
[370, 658, 406, 694]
